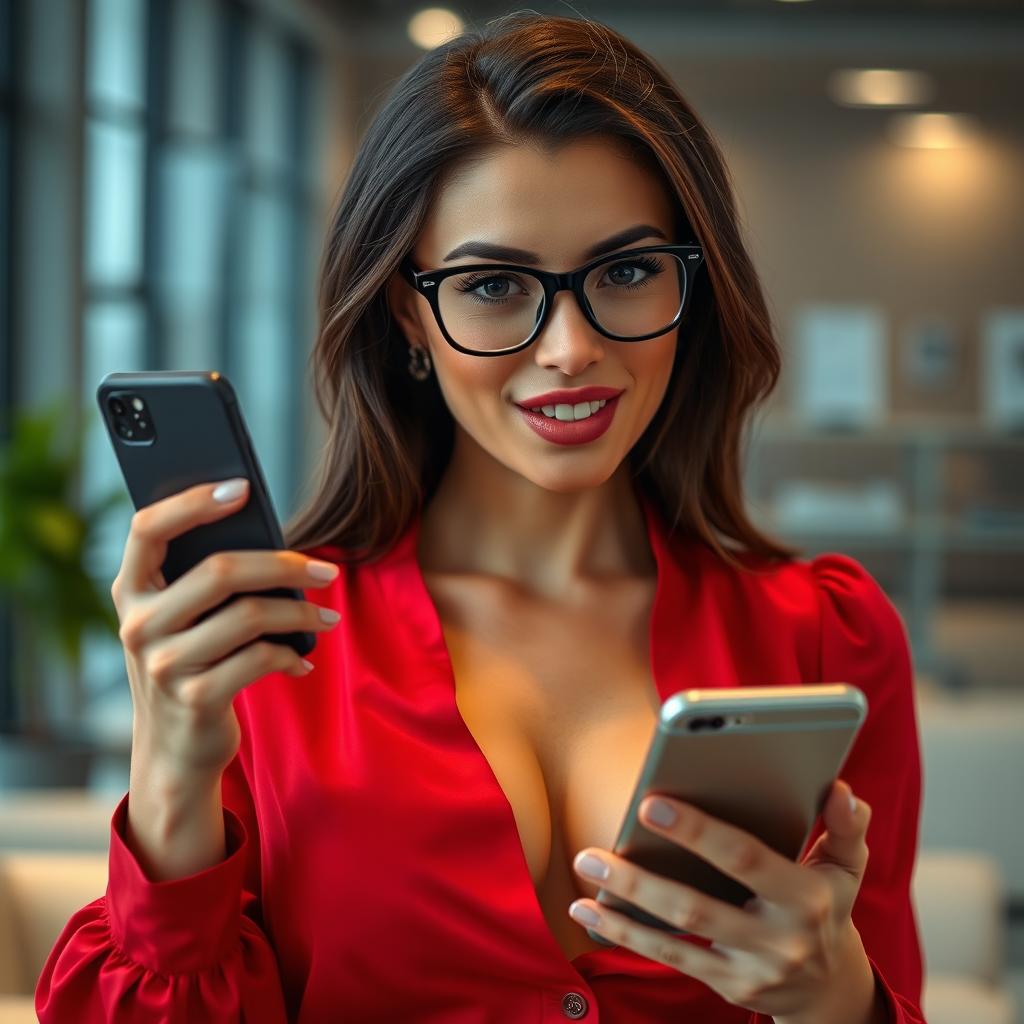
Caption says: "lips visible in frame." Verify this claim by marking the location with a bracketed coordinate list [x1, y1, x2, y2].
[515, 386, 624, 409]
[515, 393, 621, 446]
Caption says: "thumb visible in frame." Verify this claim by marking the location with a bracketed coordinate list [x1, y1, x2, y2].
[802, 779, 870, 887]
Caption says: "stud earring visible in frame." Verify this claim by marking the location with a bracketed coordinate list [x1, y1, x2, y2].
[408, 344, 432, 381]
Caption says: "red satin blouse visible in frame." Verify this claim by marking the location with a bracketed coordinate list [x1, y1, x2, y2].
[36, 486, 927, 1022]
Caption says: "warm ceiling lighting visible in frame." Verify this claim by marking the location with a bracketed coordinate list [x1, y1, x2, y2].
[408, 7, 464, 50]
[828, 69, 935, 107]
[887, 112, 979, 149]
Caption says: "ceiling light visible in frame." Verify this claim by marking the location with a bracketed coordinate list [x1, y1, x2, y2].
[828, 69, 935, 107]
[887, 113, 979, 149]
[408, 8, 464, 50]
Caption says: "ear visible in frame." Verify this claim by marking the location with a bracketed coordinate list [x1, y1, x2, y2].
[386, 271, 427, 346]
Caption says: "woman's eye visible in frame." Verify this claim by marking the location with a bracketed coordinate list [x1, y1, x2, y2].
[605, 263, 647, 286]
[480, 278, 514, 298]
[460, 276, 528, 299]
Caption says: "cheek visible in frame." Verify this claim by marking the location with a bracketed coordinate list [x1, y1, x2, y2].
[627, 336, 678, 408]
[430, 345, 512, 421]
[426, 330, 678, 454]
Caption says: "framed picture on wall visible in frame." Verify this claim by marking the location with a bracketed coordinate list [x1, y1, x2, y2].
[981, 309, 1024, 432]
[792, 304, 888, 429]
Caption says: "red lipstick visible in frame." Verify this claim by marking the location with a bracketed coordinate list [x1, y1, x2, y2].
[515, 386, 624, 408]
[514, 392, 622, 447]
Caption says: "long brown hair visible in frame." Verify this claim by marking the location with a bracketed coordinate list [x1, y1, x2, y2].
[284, 11, 801, 570]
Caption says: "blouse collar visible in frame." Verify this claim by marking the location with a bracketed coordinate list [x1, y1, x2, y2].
[377, 478, 714, 710]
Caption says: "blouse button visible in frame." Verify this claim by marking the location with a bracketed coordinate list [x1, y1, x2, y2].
[561, 991, 589, 1019]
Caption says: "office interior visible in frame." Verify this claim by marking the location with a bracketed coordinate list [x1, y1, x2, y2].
[0, 1, 1022, 1022]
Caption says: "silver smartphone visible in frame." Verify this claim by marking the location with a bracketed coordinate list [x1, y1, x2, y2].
[586, 683, 868, 946]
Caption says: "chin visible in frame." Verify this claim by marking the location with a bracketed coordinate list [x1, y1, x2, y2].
[517, 464, 621, 494]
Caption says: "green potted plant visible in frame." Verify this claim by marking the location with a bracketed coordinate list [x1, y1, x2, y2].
[0, 399, 128, 788]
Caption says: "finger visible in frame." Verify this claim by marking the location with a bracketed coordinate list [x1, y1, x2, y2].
[117, 479, 251, 597]
[800, 779, 871, 886]
[638, 796, 811, 908]
[145, 596, 339, 677]
[572, 848, 778, 953]
[126, 550, 339, 646]
[177, 640, 313, 709]
[568, 897, 731, 986]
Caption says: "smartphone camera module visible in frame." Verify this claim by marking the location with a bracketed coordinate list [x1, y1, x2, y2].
[109, 393, 156, 444]
[688, 716, 727, 732]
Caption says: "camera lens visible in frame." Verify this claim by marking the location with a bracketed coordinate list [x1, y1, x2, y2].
[110, 397, 125, 415]
[688, 718, 705, 731]
[712, 716, 725, 729]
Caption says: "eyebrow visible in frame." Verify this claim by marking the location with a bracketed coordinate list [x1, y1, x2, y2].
[441, 223, 669, 265]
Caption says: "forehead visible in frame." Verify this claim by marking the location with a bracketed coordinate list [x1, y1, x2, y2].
[417, 137, 678, 267]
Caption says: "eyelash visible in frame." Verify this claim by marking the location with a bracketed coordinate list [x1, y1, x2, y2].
[454, 255, 665, 305]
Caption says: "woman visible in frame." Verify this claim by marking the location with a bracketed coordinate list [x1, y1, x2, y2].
[36, 12, 926, 1023]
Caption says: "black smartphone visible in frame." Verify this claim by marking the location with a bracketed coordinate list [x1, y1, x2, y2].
[586, 684, 867, 946]
[96, 369, 315, 658]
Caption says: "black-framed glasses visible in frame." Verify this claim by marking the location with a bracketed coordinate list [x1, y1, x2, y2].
[399, 243, 705, 357]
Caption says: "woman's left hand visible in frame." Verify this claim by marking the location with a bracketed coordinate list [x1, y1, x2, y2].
[569, 778, 874, 1021]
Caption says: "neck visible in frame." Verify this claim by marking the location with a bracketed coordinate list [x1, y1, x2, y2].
[417, 430, 655, 598]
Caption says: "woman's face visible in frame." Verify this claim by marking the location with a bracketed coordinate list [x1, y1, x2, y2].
[388, 136, 682, 494]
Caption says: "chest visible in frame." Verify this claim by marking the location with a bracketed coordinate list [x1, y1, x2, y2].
[421, 571, 660, 960]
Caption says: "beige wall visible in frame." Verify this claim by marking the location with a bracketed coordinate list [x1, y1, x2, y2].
[341, 22, 1024, 423]
[333, 15, 1024, 629]
[677, 59, 1024, 420]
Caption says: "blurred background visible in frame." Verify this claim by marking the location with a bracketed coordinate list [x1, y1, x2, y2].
[0, 1, 1022, 1021]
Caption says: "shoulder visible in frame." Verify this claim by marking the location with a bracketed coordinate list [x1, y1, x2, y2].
[802, 552, 910, 668]
[774, 550, 911, 692]
[699, 544, 910, 684]
[721, 546, 904, 638]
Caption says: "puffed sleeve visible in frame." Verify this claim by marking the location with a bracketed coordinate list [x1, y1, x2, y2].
[34, 747, 288, 1023]
[751, 553, 927, 1024]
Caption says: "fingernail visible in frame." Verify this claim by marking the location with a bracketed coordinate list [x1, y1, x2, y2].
[307, 560, 340, 580]
[575, 853, 610, 881]
[300, 659, 314, 672]
[569, 901, 601, 926]
[644, 798, 677, 828]
[847, 789, 857, 815]
[318, 607, 341, 623]
[212, 478, 248, 502]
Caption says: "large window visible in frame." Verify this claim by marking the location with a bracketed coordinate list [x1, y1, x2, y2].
[3, 0, 333, 767]
[0, 0, 13, 728]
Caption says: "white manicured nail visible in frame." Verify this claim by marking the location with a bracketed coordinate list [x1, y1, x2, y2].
[212, 478, 248, 502]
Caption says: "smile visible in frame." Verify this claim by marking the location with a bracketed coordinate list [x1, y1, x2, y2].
[515, 394, 621, 446]
[526, 399, 608, 421]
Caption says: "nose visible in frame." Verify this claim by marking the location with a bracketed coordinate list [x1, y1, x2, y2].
[530, 289, 606, 374]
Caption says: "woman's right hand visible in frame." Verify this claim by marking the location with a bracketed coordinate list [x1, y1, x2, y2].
[111, 477, 342, 783]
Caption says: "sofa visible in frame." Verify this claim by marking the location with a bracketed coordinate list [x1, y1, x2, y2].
[0, 808, 1018, 1023]
[0, 678, 1021, 1022]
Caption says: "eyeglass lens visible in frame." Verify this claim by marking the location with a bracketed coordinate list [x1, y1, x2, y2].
[436, 251, 687, 353]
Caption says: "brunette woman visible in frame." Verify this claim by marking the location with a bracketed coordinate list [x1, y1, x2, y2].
[37, 13, 925, 1023]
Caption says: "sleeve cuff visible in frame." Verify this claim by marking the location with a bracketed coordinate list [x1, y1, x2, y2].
[104, 790, 250, 974]
[865, 952, 925, 1024]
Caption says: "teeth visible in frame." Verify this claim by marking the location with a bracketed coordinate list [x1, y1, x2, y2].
[528, 399, 608, 421]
